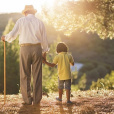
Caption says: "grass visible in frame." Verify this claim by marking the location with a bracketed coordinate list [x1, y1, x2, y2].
[0, 90, 114, 114]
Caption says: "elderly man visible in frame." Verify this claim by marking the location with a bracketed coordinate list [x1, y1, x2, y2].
[1, 5, 48, 105]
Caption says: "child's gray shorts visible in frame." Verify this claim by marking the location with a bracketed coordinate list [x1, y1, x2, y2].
[58, 79, 71, 90]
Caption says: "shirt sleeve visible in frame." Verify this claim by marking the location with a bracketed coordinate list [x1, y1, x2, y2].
[41, 22, 49, 53]
[53, 55, 58, 65]
[69, 54, 74, 64]
[5, 19, 20, 43]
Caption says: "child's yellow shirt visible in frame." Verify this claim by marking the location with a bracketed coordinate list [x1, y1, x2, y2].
[53, 52, 74, 80]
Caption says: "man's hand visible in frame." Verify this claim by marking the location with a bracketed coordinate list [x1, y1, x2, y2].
[42, 57, 46, 63]
[42, 52, 46, 60]
[1, 36, 5, 42]
[42, 52, 46, 64]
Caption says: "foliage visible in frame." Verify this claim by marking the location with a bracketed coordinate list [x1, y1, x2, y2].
[76, 62, 112, 89]
[71, 70, 78, 84]
[0, 19, 20, 94]
[90, 71, 114, 90]
[42, 0, 114, 39]
[78, 73, 87, 90]
[42, 39, 60, 93]
[71, 84, 79, 91]
[45, 74, 58, 93]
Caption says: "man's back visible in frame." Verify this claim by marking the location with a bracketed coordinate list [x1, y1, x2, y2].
[18, 14, 44, 44]
[4, 13, 48, 52]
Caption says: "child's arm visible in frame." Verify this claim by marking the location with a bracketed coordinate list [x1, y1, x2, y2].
[44, 61, 56, 67]
[43, 57, 56, 67]
[43, 54, 57, 67]
[69, 54, 74, 66]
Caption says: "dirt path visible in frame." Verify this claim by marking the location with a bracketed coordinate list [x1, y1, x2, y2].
[0, 90, 114, 114]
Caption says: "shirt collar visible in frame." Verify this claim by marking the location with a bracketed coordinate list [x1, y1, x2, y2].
[27, 14, 35, 17]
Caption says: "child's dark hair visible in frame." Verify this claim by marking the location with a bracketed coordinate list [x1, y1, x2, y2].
[56, 42, 68, 53]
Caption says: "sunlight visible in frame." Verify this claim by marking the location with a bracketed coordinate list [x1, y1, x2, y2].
[0, 0, 56, 13]
[69, 0, 80, 1]
[40, 0, 55, 8]
[0, 0, 80, 13]
[0, 0, 42, 13]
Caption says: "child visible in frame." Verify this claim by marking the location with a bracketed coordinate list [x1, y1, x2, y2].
[44, 42, 74, 104]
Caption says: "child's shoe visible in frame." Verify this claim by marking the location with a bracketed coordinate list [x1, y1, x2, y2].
[67, 101, 72, 104]
[56, 97, 62, 102]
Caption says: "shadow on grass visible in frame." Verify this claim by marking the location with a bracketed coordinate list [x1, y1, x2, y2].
[18, 104, 41, 114]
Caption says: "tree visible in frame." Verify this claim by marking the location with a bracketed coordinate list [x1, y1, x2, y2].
[41, 0, 114, 39]
[0, 19, 20, 94]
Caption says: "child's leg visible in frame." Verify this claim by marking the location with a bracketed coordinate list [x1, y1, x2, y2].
[56, 79, 64, 101]
[59, 89, 63, 100]
[66, 89, 70, 101]
[65, 79, 71, 102]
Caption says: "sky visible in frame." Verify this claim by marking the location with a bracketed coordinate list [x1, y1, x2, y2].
[0, 0, 79, 14]
[0, 0, 48, 13]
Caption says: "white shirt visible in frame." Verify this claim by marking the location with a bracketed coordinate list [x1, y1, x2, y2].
[5, 14, 48, 52]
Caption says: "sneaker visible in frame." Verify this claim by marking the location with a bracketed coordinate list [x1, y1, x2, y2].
[56, 97, 62, 102]
[67, 101, 72, 104]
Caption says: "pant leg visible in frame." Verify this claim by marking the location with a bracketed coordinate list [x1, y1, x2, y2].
[20, 46, 32, 104]
[31, 45, 42, 104]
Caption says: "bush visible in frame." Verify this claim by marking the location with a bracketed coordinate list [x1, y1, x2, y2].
[45, 75, 58, 92]
[90, 71, 114, 90]
[78, 73, 87, 90]
[71, 70, 78, 84]
[77, 62, 112, 89]
[71, 85, 79, 91]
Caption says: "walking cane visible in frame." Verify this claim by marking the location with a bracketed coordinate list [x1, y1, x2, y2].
[4, 41, 6, 104]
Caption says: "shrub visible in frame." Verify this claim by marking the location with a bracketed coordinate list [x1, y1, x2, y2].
[45, 74, 58, 93]
[90, 71, 114, 90]
[78, 73, 87, 90]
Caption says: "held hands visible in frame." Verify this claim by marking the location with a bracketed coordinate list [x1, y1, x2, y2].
[1, 36, 5, 42]
[42, 52, 56, 67]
